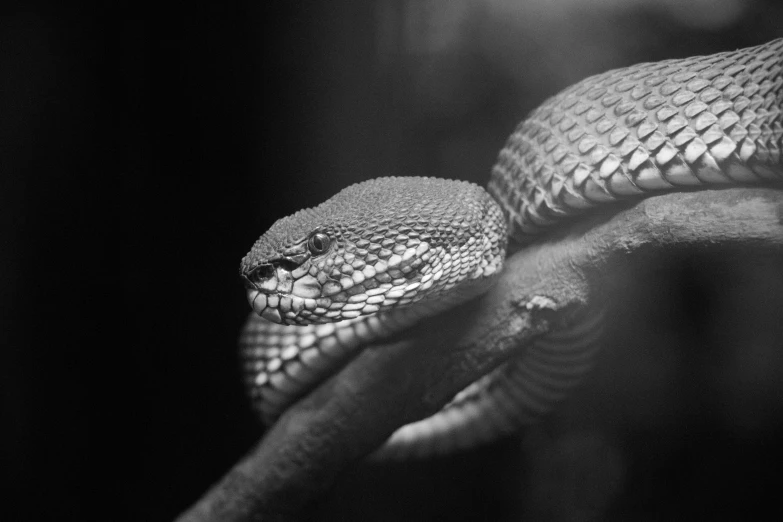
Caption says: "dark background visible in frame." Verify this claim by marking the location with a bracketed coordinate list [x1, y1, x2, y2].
[3, 1, 783, 520]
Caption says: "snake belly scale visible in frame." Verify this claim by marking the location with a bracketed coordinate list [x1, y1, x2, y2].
[239, 39, 783, 459]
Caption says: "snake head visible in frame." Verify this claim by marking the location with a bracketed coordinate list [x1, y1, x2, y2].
[240, 177, 507, 325]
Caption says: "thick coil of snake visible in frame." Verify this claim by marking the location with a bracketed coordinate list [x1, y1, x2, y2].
[239, 39, 783, 459]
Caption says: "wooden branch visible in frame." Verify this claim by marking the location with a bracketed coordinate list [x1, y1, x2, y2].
[177, 187, 783, 522]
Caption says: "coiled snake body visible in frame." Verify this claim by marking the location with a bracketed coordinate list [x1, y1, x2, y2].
[239, 39, 783, 459]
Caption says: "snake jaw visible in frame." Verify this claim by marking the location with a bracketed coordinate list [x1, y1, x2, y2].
[247, 236, 502, 326]
[245, 288, 279, 323]
[243, 258, 320, 325]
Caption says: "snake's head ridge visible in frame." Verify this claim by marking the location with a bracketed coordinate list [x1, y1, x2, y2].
[241, 177, 507, 326]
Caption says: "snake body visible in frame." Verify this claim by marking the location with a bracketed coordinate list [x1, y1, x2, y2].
[240, 39, 783, 458]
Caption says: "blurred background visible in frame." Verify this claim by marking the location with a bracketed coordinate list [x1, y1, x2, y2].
[2, 1, 783, 520]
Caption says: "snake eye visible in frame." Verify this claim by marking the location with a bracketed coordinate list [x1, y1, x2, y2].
[307, 232, 331, 255]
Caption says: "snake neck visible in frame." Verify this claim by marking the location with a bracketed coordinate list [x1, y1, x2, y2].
[240, 260, 505, 426]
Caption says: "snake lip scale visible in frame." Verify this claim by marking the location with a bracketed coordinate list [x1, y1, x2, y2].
[239, 39, 783, 459]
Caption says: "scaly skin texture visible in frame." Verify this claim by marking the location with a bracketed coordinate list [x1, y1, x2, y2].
[239, 39, 783, 458]
[240, 177, 505, 325]
[491, 38, 783, 241]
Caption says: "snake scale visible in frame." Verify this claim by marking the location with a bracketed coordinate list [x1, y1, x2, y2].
[239, 39, 783, 459]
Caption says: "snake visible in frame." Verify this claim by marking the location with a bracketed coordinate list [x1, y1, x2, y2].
[238, 39, 783, 459]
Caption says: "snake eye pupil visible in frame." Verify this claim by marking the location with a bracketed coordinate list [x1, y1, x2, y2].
[308, 232, 330, 254]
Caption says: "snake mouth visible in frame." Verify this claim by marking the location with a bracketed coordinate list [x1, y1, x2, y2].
[246, 285, 326, 325]
[246, 289, 282, 323]
[242, 257, 321, 324]
[246, 288, 290, 323]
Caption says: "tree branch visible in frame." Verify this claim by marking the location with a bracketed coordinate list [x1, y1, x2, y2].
[178, 187, 783, 522]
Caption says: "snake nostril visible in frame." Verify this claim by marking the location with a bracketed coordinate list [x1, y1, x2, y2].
[242, 264, 274, 289]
